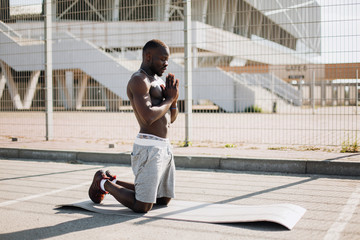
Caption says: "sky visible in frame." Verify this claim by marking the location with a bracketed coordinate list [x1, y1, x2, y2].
[8, 0, 360, 64]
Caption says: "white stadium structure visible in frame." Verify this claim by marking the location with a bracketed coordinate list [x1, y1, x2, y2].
[0, 0, 325, 112]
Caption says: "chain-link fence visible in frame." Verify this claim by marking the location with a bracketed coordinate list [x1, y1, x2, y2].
[0, 0, 359, 147]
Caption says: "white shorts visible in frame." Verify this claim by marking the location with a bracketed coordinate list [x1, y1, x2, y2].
[131, 133, 175, 203]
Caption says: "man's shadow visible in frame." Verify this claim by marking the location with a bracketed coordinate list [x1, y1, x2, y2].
[0, 207, 141, 240]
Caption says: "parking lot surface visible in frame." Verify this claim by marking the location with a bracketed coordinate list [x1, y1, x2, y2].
[1, 158, 359, 240]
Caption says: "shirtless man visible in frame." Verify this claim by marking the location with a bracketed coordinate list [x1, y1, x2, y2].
[88, 39, 179, 213]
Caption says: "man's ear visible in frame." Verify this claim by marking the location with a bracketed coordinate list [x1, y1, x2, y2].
[144, 51, 152, 62]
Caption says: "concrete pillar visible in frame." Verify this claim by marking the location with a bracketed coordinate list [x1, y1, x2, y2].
[23, 70, 40, 109]
[321, 80, 326, 107]
[207, 0, 226, 28]
[0, 64, 6, 100]
[0, 0, 10, 22]
[325, 84, 332, 106]
[164, 0, 171, 21]
[192, 0, 208, 23]
[349, 84, 355, 105]
[55, 71, 73, 109]
[192, 47, 198, 69]
[332, 82, 337, 106]
[338, 85, 345, 105]
[65, 71, 74, 109]
[298, 78, 303, 106]
[153, 0, 171, 21]
[112, 0, 119, 21]
[0, 61, 23, 109]
[55, 72, 66, 108]
[51, 0, 57, 21]
[102, 87, 109, 110]
[224, 0, 238, 32]
[76, 74, 88, 110]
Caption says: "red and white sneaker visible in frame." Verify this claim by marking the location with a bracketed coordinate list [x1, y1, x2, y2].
[88, 170, 109, 204]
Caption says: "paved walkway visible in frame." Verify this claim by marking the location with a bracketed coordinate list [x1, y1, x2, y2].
[1, 137, 359, 176]
[0, 158, 360, 240]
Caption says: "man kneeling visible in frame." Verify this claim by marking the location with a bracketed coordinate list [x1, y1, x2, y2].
[88, 39, 179, 213]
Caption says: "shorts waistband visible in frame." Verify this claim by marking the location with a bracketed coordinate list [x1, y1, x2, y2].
[134, 133, 170, 147]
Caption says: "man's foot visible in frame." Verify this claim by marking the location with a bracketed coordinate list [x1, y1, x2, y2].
[88, 170, 109, 204]
[105, 170, 117, 181]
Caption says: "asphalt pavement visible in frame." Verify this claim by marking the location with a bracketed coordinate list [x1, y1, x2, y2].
[0, 138, 360, 239]
[0, 158, 359, 240]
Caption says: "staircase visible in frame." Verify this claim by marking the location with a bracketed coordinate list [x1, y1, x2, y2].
[0, 23, 132, 101]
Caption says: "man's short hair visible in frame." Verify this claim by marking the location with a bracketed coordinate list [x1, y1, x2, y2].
[143, 39, 167, 54]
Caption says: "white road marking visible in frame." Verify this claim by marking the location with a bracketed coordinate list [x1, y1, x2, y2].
[0, 181, 91, 207]
[323, 185, 360, 240]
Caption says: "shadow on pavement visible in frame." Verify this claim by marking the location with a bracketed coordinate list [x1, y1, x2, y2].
[133, 176, 316, 228]
[0, 166, 101, 182]
[221, 221, 288, 231]
[324, 153, 360, 162]
[0, 207, 140, 240]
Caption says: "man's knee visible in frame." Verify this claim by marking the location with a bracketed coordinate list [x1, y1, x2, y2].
[133, 201, 153, 213]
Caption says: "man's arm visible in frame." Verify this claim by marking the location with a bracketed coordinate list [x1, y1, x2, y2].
[170, 102, 178, 123]
[166, 74, 179, 123]
[129, 75, 175, 126]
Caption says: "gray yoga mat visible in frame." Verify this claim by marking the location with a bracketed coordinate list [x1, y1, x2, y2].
[59, 197, 306, 230]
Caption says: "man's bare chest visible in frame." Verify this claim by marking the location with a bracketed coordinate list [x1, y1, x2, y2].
[149, 78, 165, 105]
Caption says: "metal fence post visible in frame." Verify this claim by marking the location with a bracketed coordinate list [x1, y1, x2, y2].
[45, 0, 53, 140]
[184, 0, 192, 146]
[356, 69, 359, 145]
[356, 69, 358, 114]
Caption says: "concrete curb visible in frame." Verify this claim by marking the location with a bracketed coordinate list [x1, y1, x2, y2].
[1, 148, 359, 177]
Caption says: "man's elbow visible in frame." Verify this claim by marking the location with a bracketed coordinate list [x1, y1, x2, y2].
[171, 113, 178, 123]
